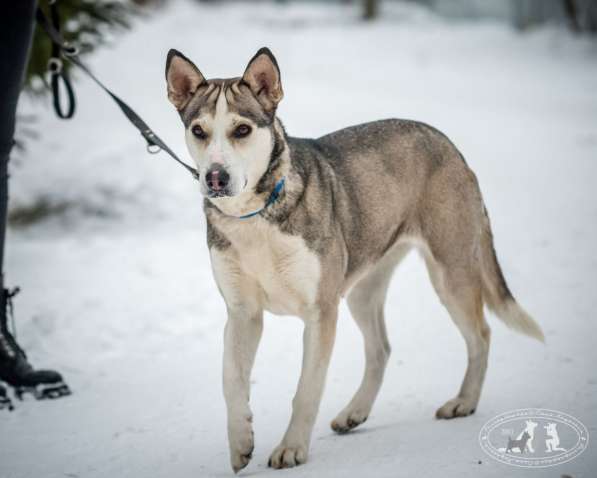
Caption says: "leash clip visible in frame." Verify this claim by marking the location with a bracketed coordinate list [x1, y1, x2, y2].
[61, 43, 79, 57]
[143, 130, 161, 154]
[48, 57, 62, 75]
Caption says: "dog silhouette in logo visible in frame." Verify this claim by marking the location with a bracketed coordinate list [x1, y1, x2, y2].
[516, 420, 539, 453]
[545, 423, 567, 452]
[506, 431, 531, 454]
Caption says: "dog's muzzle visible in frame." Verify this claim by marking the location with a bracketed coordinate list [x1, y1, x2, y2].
[205, 165, 231, 197]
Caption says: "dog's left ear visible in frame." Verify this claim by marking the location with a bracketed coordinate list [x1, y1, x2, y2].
[165, 49, 205, 111]
[242, 47, 283, 114]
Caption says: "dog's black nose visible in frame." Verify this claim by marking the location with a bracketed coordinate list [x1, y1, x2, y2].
[205, 166, 230, 192]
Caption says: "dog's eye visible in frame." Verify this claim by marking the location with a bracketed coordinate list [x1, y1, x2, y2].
[191, 125, 207, 140]
[233, 124, 252, 138]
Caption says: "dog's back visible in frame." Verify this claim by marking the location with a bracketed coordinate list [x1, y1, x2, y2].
[306, 119, 543, 341]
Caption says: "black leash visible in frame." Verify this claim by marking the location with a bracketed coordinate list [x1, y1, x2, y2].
[35, 3, 199, 181]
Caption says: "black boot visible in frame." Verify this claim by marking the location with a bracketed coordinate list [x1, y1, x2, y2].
[0, 382, 13, 410]
[0, 287, 71, 402]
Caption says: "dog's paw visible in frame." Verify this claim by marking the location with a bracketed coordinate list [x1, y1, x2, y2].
[435, 397, 477, 419]
[228, 418, 255, 473]
[331, 408, 368, 434]
[267, 442, 308, 469]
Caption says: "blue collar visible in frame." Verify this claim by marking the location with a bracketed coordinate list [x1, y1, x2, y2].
[236, 177, 286, 219]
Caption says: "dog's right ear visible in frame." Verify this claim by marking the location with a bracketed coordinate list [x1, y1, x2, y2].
[165, 49, 205, 111]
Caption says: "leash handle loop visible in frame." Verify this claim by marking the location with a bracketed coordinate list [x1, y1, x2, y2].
[50, 67, 76, 119]
[42, 2, 76, 120]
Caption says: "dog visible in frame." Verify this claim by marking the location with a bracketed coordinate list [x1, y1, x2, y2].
[506, 431, 531, 454]
[545, 423, 567, 452]
[164, 47, 544, 472]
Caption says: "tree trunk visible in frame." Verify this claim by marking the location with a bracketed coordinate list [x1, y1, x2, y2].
[363, 0, 378, 21]
[563, 0, 580, 32]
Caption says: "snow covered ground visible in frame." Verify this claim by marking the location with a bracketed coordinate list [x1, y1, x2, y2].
[2, 1, 597, 477]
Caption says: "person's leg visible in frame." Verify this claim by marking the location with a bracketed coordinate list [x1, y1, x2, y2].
[0, 2, 38, 297]
[0, 1, 70, 405]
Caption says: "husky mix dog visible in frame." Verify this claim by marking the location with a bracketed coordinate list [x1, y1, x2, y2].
[165, 47, 544, 472]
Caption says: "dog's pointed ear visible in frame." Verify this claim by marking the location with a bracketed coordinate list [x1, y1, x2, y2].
[165, 49, 205, 110]
[242, 47, 283, 114]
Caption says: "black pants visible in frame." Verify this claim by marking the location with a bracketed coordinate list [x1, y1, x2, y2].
[0, 0, 37, 314]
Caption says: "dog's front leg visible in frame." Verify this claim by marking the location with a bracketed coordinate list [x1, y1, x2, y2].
[268, 306, 338, 469]
[223, 307, 263, 473]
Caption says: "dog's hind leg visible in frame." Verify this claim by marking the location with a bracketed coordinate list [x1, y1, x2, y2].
[331, 244, 409, 433]
[424, 252, 491, 419]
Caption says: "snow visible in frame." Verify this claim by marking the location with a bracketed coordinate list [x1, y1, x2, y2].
[2, 1, 597, 477]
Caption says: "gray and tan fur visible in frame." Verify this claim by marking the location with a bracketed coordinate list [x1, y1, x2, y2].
[165, 47, 543, 473]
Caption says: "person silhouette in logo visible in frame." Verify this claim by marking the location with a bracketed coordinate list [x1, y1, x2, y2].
[545, 423, 567, 452]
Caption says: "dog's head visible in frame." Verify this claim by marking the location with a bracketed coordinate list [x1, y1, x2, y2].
[165, 47, 283, 198]
[525, 420, 538, 431]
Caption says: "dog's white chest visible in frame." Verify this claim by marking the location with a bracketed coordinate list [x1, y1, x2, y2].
[211, 220, 321, 317]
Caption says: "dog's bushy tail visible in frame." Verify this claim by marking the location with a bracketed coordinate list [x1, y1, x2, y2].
[480, 207, 544, 342]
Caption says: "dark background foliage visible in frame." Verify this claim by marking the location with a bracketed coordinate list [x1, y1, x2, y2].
[26, 0, 139, 95]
